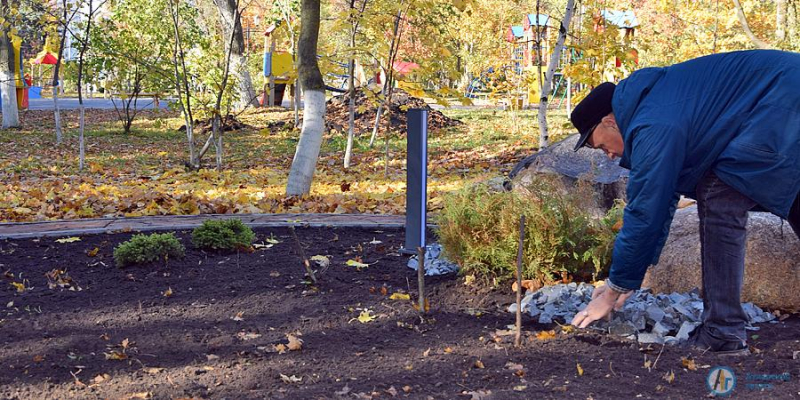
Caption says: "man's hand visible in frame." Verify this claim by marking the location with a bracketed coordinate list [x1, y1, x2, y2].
[570, 284, 633, 328]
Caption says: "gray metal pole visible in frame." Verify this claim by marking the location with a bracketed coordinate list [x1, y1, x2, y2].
[402, 109, 428, 254]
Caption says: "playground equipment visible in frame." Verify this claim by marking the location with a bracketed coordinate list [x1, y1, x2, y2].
[262, 25, 296, 106]
[30, 41, 60, 100]
[262, 49, 294, 106]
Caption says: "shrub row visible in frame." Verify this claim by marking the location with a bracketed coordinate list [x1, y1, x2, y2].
[113, 219, 256, 267]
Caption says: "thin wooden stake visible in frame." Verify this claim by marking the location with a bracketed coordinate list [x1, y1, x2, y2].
[417, 246, 426, 314]
[289, 226, 318, 285]
[515, 215, 526, 347]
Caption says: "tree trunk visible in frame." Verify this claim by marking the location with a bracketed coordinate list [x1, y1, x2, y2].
[732, 0, 771, 49]
[537, 0, 575, 149]
[789, 1, 798, 42]
[169, 0, 196, 167]
[777, 0, 787, 42]
[52, 0, 71, 143]
[286, 0, 325, 196]
[215, 0, 259, 110]
[0, 0, 20, 129]
[76, 0, 96, 171]
[344, 57, 355, 168]
[369, 9, 403, 148]
[343, 0, 367, 168]
[369, 80, 387, 147]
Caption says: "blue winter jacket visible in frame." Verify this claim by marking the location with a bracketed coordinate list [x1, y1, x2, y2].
[609, 50, 800, 291]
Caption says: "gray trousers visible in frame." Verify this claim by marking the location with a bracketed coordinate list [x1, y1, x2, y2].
[694, 171, 800, 344]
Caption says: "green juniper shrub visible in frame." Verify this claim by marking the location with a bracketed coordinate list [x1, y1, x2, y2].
[435, 176, 622, 286]
[191, 219, 255, 251]
[113, 233, 185, 267]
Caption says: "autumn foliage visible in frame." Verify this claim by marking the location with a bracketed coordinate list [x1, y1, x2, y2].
[1, 108, 567, 223]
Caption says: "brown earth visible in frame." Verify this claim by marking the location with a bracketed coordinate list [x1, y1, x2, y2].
[325, 89, 462, 135]
[1, 227, 798, 399]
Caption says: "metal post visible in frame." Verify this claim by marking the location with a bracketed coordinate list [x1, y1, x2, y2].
[566, 78, 572, 115]
[402, 109, 428, 254]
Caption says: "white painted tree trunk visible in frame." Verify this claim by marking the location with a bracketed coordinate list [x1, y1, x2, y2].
[79, 105, 85, 170]
[0, 70, 18, 129]
[215, 0, 258, 110]
[732, 0, 771, 49]
[344, 58, 355, 168]
[53, 87, 63, 143]
[231, 53, 258, 109]
[212, 115, 222, 170]
[286, 90, 326, 195]
[537, 0, 575, 149]
[776, 0, 787, 41]
[294, 83, 300, 125]
[0, 4, 18, 129]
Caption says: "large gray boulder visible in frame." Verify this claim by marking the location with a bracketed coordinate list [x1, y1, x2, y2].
[642, 206, 800, 311]
[508, 133, 629, 211]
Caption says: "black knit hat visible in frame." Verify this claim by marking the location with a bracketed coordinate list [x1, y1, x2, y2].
[571, 82, 616, 151]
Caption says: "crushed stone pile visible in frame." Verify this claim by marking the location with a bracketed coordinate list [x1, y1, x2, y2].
[325, 88, 461, 135]
[508, 283, 776, 344]
[407, 244, 459, 276]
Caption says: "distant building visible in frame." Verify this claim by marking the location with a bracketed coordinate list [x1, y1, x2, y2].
[598, 9, 639, 38]
[505, 25, 524, 73]
[522, 14, 553, 68]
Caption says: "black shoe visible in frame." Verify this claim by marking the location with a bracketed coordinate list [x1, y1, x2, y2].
[685, 325, 751, 357]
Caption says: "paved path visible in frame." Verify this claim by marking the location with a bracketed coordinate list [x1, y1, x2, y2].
[0, 214, 413, 239]
[26, 97, 295, 111]
[27, 97, 172, 111]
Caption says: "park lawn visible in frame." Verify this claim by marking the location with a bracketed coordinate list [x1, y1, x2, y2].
[0, 106, 573, 223]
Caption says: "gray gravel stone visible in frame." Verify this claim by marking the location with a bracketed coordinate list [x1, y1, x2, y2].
[511, 283, 776, 344]
[407, 244, 459, 276]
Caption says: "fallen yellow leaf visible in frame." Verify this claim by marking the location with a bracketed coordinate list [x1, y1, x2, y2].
[55, 237, 81, 243]
[287, 334, 303, 351]
[356, 310, 376, 323]
[104, 351, 128, 360]
[87, 247, 100, 257]
[310, 255, 330, 268]
[389, 292, 411, 301]
[163, 287, 173, 297]
[536, 330, 556, 341]
[10, 282, 25, 292]
[576, 363, 584, 376]
[346, 259, 370, 270]
[663, 370, 675, 383]
[681, 357, 697, 371]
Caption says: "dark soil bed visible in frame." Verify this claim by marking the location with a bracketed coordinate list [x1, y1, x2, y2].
[1, 227, 798, 399]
